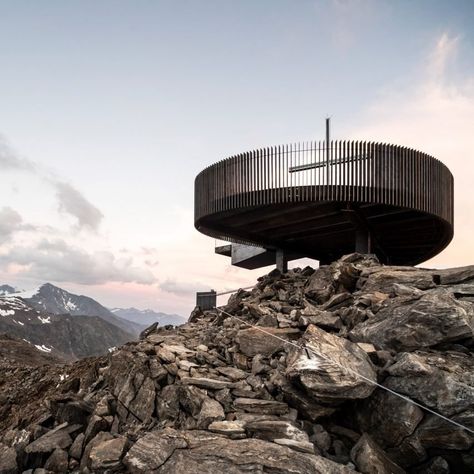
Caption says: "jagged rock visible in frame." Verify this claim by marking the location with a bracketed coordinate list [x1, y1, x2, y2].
[436, 265, 474, 285]
[178, 359, 198, 371]
[286, 324, 377, 403]
[162, 343, 195, 357]
[196, 397, 225, 429]
[386, 352, 433, 376]
[358, 290, 389, 308]
[412, 456, 450, 474]
[236, 327, 300, 357]
[88, 435, 128, 471]
[216, 367, 247, 381]
[233, 397, 289, 415]
[25, 423, 76, 455]
[128, 376, 155, 423]
[139, 322, 158, 340]
[350, 291, 474, 351]
[360, 267, 435, 293]
[208, 420, 246, 435]
[1, 428, 31, 452]
[80, 431, 114, 471]
[312, 425, 332, 451]
[356, 389, 424, 447]
[127, 429, 350, 473]
[387, 436, 427, 468]
[0, 443, 17, 474]
[155, 345, 176, 363]
[351, 433, 406, 474]
[94, 395, 114, 417]
[278, 378, 337, 421]
[84, 415, 109, 445]
[384, 352, 474, 416]
[356, 342, 377, 354]
[339, 307, 368, 330]
[298, 309, 342, 331]
[53, 398, 93, 425]
[44, 448, 68, 472]
[304, 266, 336, 303]
[414, 412, 474, 450]
[244, 420, 309, 444]
[69, 432, 84, 460]
[180, 376, 230, 390]
[189, 305, 204, 323]
[123, 429, 188, 473]
[273, 438, 315, 453]
[155, 385, 181, 422]
[322, 292, 353, 311]
[251, 354, 269, 375]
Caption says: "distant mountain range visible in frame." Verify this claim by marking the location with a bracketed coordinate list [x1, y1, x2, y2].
[0, 295, 132, 360]
[110, 307, 186, 327]
[4, 283, 144, 336]
[0, 283, 185, 360]
[0, 333, 63, 367]
[0, 285, 16, 296]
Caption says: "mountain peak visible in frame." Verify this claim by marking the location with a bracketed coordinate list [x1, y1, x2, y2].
[0, 284, 17, 296]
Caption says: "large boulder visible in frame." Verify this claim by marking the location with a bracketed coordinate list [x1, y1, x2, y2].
[125, 428, 350, 474]
[88, 435, 128, 471]
[351, 434, 406, 474]
[304, 260, 359, 304]
[349, 291, 474, 351]
[286, 324, 377, 403]
[24, 422, 78, 457]
[384, 351, 474, 417]
[356, 389, 423, 447]
[236, 327, 300, 357]
[436, 265, 474, 285]
[359, 267, 435, 293]
[414, 412, 474, 450]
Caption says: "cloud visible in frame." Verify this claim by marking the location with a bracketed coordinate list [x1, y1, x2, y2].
[0, 207, 23, 243]
[160, 278, 213, 296]
[0, 136, 103, 231]
[1, 238, 157, 285]
[428, 33, 459, 80]
[53, 181, 103, 231]
[351, 32, 474, 267]
[0, 139, 36, 172]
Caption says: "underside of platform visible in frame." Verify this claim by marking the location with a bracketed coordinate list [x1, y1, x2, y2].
[199, 200, 452, 267]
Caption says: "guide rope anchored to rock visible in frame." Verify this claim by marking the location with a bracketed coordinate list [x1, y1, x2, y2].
[215, 306, 474, 436]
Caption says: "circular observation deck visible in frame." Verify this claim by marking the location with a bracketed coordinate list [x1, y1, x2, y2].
[194, 141, 454, 265]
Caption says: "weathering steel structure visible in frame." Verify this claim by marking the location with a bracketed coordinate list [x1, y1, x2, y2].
[194, 131, 454, 271]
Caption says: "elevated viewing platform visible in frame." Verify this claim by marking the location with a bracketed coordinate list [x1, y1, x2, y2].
[195, 138, 454, 269]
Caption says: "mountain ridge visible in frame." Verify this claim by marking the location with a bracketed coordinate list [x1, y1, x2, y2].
[4, 283, 145, 336]
[110, 306, 185, 327]
[0, 296, 134, 360]
[1, 253, 473, 472]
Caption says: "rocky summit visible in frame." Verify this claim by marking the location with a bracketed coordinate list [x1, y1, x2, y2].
[1, 253, 474, 473]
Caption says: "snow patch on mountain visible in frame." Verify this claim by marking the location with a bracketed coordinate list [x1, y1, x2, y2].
[1, 296, 34, 312]
[34, 344, 52, 353]
[8, 287, 41, 299]
[0, 309, 15, 317]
